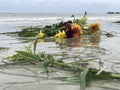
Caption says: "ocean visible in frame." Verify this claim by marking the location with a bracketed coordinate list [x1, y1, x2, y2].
[0, 13, 120, 33]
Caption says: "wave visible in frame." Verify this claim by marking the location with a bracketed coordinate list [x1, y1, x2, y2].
[0, 13, 120, 33]
[0, 14, 119, 24]
[0, 17, 64, 23]
[89, 15, 120, 22]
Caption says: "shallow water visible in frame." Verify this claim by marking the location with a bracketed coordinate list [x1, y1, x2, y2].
[0, 13, 120, 90]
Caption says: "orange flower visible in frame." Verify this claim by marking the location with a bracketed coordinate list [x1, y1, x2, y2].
[66, 23, 82, 38]
[71, 23, 83, 37]
[88, 22, 100, 34]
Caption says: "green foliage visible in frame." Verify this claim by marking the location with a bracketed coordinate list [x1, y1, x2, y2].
[4, 13, 89, 37]
[74, 12, 88, 29]
[16, 22, 64, 37]
[42, 22, 65, 37]
[80, 68, 89, 90]
[17, 26, 42, 37]
[33, 38, 38, 54]
[18, 30, 38, 37]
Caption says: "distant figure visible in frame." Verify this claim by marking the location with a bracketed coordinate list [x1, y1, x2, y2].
[71, 15, 75, 21]
[71, 15, 75, 17]
[84, 11, 87, 17]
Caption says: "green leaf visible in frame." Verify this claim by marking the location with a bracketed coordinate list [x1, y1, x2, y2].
[33, 38, 38, 54]
[79, 16, 88, 24]
[80, 68, 89, 90]
[16, 51, 39, 61]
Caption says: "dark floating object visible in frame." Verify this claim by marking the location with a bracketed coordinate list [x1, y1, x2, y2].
[116, 12, 120, 14]
[107, 12, 115, 14]
[105, 33, 114, 37]
[107, 12, 120, 14]
[114, 21, 120, 23]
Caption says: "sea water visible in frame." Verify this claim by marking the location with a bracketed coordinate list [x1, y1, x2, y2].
[0, 13, 120, 33]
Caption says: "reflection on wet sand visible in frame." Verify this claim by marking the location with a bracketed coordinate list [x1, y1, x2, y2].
[55, 35, 100, 48]
[1, 35, 120, 90]
[66, 37, 81, 47]
[53, 35, 103, 70]
[89, 35, 100, 46]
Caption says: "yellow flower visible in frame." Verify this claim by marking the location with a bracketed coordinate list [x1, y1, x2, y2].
[37, 30, 44, 38]
[61, 30, 66, 38]
[88, 22, 100, 34]
[54, 30, 61, 38]
[54, 33, 61, 38]
[54, 30, 66, 38]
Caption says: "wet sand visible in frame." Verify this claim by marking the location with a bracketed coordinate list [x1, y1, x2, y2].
[0, 34, 120, 90]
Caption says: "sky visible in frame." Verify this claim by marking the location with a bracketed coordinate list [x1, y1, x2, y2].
[0, 0, 120, 13]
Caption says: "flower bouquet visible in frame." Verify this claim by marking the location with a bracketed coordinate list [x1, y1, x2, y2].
[37, 12, 100, 39]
